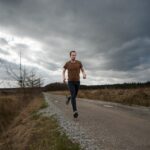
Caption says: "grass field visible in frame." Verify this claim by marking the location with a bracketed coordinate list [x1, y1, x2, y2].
[0, 90, 82, 150]
[50, 87, 150, 107]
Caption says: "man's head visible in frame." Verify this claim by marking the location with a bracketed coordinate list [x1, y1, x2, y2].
[70, 50, 76, 60]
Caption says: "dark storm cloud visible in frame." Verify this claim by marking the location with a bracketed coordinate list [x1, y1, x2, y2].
[1, 0, 150, 51]
[0, 0, 150, 85]
[103, 37, 150, 71]
[1, 0, 149, 46]
[0, 0, 21, 3]
[84, 37, 150, 72]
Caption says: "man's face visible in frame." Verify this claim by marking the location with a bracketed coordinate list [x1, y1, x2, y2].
[70, 52, 76, 60]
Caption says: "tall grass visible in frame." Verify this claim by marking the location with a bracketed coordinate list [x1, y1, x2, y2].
[0, 91, 39, 135]
[0, 91, 82, 150]
[50, 87, 150, 107]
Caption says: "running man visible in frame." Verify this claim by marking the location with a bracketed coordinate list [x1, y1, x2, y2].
[62, 50, 86, 118]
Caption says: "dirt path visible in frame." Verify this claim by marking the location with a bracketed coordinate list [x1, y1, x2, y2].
[40, 92, 150, 150]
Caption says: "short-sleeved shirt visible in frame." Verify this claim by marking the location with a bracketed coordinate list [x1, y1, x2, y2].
[63, 60, 83, 81]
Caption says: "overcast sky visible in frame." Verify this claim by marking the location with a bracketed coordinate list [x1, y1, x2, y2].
[0, 0, 150, 87]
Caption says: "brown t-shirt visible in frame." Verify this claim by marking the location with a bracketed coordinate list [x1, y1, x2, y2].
[63, 60, 83, 81]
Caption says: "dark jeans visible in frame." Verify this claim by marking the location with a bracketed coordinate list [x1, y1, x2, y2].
[67, 80, 80, 112]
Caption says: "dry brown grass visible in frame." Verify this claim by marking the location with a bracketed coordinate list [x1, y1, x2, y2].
[50, 87, 150, 107]
[0, 91, 42, 149]
[0, 91, 81, 150]
[0, 92, 36, 135]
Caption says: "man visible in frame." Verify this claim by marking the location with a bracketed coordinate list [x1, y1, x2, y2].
[62, 50, 86, 118]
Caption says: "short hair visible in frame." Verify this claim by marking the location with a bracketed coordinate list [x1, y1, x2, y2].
[70, 50, 76, 56]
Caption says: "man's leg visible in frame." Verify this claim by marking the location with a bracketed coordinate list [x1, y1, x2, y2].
[72, 81, 80, 118]
[73, 81, 80, 111]
[68, 81, 77, 112]
[75, 81, 80, 98]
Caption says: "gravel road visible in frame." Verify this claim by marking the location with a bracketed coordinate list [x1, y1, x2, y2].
[38, 92, 150, 150]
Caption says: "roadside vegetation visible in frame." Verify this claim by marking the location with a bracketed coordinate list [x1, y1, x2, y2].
[50, 87, 150, 107]
[0, 90, 82, 150]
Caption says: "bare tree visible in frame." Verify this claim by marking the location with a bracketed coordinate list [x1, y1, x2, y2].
[3, 51, 44, 88]
[23, 68, 44, 88]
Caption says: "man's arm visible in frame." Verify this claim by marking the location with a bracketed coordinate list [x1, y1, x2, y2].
[80, 66, 86, 79]
[62, 68, 67, 83]
[62, 62, 68, 83]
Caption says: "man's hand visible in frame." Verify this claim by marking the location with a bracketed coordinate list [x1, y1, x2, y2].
[83, 73, 86, 79]
[81, 67, 86, 79]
